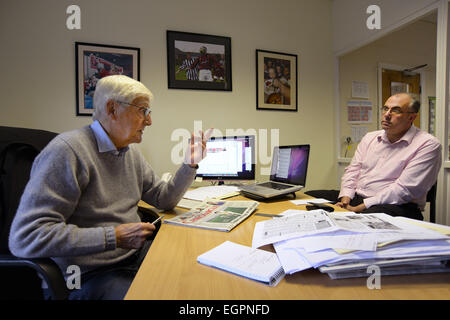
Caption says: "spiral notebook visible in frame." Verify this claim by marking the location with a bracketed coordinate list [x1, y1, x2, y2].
[197, 241, 285, 286]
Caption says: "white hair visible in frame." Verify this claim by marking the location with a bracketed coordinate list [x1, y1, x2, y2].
[92, 75, 153, 121]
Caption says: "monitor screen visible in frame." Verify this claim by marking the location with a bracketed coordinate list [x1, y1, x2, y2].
[270, 145, 310, 186]
[196, 135, 255, 181]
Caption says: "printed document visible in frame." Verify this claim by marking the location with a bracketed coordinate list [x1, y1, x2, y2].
[252, 210, 338, 248]
[290, 198, 332, 205]
[266, 211, 450, 278]
[183, 185, 240, 201]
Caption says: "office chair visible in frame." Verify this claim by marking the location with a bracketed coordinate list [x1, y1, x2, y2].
[0, 126, 68, 300]
[426, 182, 437, 223]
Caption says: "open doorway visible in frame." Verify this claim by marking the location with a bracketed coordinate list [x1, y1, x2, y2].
[336, 10, 438, 222]
[381, 67, 421, 129]
[338, 10, 437, 159]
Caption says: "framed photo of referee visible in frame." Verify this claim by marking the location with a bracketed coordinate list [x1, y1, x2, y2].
[75, 42, 140, 116]
[167, 30, 232, 91]
[256, 49, 298, 112]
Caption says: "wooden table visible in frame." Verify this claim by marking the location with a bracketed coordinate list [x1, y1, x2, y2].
[125, 193, 450, 300]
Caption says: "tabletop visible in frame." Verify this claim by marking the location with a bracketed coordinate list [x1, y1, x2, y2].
[125, 193, 450, 300]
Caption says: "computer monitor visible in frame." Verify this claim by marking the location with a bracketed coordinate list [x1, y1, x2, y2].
[270, 145, 310, 186]
[196, 135, 255, 182]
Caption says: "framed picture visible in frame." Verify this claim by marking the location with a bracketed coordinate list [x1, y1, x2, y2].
[256, 49, 298, 111]
[166, 30, 232, 91]
[75, 42, 140, 116]
[390, 81, 410, 96]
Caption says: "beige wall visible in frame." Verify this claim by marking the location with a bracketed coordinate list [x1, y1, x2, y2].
[0, 0, 337, 191]
[338, 18, 437, 158]
[332, 0, 438, 54]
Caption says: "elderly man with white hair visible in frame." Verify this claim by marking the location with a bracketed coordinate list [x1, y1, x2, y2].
[9, 75, 211, 300]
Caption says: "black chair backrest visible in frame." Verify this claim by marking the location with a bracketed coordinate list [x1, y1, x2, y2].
[0, 126, 58, 254]
[426, 182, 437, 223]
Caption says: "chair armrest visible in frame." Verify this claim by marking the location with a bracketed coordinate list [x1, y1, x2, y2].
[137, 206, 162, 240]
[137, 205, 160, 222]
[0, 255, 69, 300]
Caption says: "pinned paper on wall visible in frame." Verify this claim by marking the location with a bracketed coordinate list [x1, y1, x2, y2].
[351, 125, 368, 143]
[347, 100, 372, 123]
[351, 81, 369, 99]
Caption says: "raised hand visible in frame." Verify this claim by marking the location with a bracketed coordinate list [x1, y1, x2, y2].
[184, 128, 213, 167]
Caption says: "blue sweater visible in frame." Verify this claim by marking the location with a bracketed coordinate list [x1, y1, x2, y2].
[9, 123, 196, 277]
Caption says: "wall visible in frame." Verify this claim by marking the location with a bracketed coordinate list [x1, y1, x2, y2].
[0, 0, 337, 191]
[338, 18, 437, 158]
[332, 0, 439, 55]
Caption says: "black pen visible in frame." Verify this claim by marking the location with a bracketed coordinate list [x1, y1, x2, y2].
[254, 213, 282, 218]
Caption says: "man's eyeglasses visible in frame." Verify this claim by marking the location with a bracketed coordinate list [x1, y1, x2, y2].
[381, 106, 416, 115]
[116, 100, 152, 118]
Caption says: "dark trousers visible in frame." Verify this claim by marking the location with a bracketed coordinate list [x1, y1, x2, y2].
[43, 240, 152, 300]
[304, 190, 423, 220]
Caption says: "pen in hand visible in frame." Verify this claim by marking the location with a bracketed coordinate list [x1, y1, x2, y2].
[152, 214, 165, 225]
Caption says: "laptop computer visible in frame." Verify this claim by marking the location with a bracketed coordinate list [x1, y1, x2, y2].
[239, 144, 310, 200]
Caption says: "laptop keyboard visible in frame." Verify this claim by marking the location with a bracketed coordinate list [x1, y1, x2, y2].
[259, 182, 292, 190]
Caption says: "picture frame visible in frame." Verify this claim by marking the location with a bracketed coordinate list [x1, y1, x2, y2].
[256, 49, 298, 112]
[167, 30, 232, 91]
[75, 42, 140, 116]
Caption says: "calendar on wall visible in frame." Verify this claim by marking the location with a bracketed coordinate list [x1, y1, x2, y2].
[347, 100, 373, 123]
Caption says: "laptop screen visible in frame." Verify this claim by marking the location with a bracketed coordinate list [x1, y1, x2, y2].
[269, 145, 310, 185]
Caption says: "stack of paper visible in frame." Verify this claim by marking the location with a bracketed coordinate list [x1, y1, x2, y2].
[178, 185, 241, 209]
[251, 210, 450, 279]
[183, 185, 240, 201]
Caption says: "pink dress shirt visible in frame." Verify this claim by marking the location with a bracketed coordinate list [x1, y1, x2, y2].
[339, 126, 441, 210]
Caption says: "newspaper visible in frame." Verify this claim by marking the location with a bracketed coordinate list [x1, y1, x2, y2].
[164, 199, 259, 232]
[252, 210, 338, 248]
[252, 210, 446, 249]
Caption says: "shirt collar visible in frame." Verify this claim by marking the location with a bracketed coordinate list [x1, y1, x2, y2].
[378, 125, 417, 145]
[90, 120, 129, 155]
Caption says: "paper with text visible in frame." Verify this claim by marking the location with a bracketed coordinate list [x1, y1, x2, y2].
[252, 210, 338, 248]
[197, 241, 285, 286]
[290, 198, 332, 205]
[183, 185, 240, 201]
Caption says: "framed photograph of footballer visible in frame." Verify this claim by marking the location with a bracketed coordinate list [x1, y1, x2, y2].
[256, 49, 298, 112]
[166, 30, 232, 91]
[75, 42, 140, 116]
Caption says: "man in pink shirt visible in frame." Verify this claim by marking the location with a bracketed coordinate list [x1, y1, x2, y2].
[306, 93, 441, 220]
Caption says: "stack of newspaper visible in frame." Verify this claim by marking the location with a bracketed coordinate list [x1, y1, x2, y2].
[251, 210, 450, 279]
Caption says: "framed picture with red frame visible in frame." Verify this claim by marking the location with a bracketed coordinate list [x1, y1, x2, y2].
[75, 42, 140, 116]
